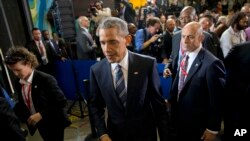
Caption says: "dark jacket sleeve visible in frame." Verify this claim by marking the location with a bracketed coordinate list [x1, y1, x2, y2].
[0, 97, 26, 141]
[150, 59, 170, 140]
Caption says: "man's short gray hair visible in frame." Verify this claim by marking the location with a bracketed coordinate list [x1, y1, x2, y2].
[96, 17, 129, 37]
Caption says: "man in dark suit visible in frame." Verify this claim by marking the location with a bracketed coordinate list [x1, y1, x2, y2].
[223, 41, 250, 141]
[76, 16, 96, 60]
[162, 18, 176, 63]
[88, 17, 169, 141]
[169, 22, 225, 141]
[163, 6, 216, 80]
[119, 1, 136, 23]
[199, 14, 224, 60]
[5, 47, 71, 141]
[42, 29, 67, 61]
[52, 32, 69, 58]
[25, 28, 55, 75]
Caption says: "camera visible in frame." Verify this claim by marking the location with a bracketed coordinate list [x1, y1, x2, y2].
[158, 33, 164, 39]
[89, 6, 97, 16]
[157, 33, 164, 43]
[142, 6, 153, 15]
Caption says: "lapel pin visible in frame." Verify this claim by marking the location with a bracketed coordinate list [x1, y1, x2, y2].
[195, 63, 199, 67]
[134, 72, 139, 75]
[34, 85, 37, 88]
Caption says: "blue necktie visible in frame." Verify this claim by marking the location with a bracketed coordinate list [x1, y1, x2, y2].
[49, 40, 59, 54]
[115, 65, 127, 107]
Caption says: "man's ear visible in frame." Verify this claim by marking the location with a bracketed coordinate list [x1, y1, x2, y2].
[199, 34, 205, 42]
[125, 35, 132, 46]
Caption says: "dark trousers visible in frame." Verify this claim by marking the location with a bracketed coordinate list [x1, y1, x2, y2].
[38, 125, 65, 141]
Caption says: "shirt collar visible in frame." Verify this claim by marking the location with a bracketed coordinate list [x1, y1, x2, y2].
[35, 40, 43, 46]
[186, 44, 202, 59]
[19, 70, 34, 85]
[229, 26, 242, 35]
[185, 45, 202, 73]
[81, 27, 89, 32]
[111, 50, 129, 71]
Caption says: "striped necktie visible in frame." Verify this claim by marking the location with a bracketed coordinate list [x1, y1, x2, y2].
[115, 64, 127, 107]
[178, 54, 189, 96]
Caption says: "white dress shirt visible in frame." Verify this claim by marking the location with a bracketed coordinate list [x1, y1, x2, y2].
[19, 70, 36, 114]
[178, 45, 201, 81]
[220, 26, 246, 57]
[111, 50, 129, 89]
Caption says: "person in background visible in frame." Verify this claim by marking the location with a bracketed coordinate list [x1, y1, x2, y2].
[162, 18, 176, 63]
[199, 14, 224, 60]
[89, 17, 169, 141]
[213, 15, 228, 38]
[76, 16, 97, 60]
[137, 6, 155, 29]
[220, 12, 248, 58]
[163, 6, 216, 80]
[149, 0, 160, 17]
[90, 0, 111, 25]
[42, 30, 67, 61]
[5, 47, 71, 141]
[160, 14, 167, 31]
[127, 23, 137, 52]
[169, 22, 225, 141]
[119, 1, 136, 24]
[25, 28, 54, 75]
[134, 17, 164, 63]
[52, 33, 69, 59]
[242, 4, 250, 41]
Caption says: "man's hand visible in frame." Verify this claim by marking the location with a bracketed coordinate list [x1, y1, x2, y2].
[201, 129, 217, 141]
[163, 68, 172, 78]
[61, 57, 67, 62]
[27, 112, 42, 126]
[100, 134, 112, 141]
[149, 34, 161, 43]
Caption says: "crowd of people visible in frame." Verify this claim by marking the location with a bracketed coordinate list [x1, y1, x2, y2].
[1, 0, 250, 141]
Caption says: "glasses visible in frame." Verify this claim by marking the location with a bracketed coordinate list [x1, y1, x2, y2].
[5, 55, 26, 64]
[179, 16, 192, 21]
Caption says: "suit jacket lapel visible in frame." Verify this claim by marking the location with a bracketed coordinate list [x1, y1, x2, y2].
[104, 60, 124, 110]
[32, 41, 42, 58]
[30, 71, 39, 104]
[126, 52, 142, 114]
[82, 29, 94, 45]
[126, 52, 135, 110]
[185, 50, 204, 84]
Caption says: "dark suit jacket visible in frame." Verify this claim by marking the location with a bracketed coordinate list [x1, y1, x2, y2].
[208, 31, 224, 60]
[14, 70, 71, 136]
[45, 39, 61, 57]
[76, 28, 96, 60]
[122, 2, 136, 23]
[55, 38, 69, 58]
[0, 97, 26, 141]
[166, 30, 217, 80]
[223, 42, 250, 140]
[162, 31, 173, 59]
[170, 48, 225, 141]
[89, 52, 169, 141]
[25, 40, 55, 74]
